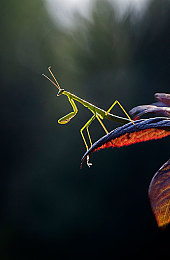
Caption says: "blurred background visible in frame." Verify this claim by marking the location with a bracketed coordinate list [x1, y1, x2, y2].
[0, 0, 169, 258]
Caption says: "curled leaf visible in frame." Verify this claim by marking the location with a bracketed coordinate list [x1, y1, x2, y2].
[155, 93, 170, 107]
[81, 117, 170, 167]
[130, 105, 170, 119]
[148, 159, 170, 228]
[130, 93, 170, 119]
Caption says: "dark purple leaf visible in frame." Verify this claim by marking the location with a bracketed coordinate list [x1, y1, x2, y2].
[81, 117, 170, 167]
[130, 93, 170, 119]
[148, 159, 170, 228]
[155, 93, 170, 107]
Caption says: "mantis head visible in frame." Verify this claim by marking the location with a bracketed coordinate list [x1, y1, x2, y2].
[57, 88, 65, 96]
[42, 66, 65, 96]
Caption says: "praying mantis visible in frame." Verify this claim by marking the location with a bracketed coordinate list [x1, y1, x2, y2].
[43, 67, 135, 167]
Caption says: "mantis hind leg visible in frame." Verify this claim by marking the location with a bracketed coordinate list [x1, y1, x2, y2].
[105, 100, 135, 126]
[80, 114, 96, 167]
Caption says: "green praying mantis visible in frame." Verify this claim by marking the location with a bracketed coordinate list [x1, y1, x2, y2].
[43, 67, 135, 167]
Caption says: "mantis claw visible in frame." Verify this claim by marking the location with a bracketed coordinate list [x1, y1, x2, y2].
[87, 155, 92, 168]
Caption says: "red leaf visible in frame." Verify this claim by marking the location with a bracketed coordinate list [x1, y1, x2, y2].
[81, 117, 170, 167]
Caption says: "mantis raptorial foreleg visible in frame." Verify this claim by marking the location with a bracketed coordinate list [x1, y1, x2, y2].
[105, 100, 135, 126]
[58, 97, 78, 124]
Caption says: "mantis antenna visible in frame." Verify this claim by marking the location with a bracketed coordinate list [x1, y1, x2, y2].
[42, 66, 61, 90]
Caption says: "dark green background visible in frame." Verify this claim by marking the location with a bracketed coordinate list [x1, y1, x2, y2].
[0, 0, 169, 258]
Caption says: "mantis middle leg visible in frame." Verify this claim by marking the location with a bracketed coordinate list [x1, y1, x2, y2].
[80, 113, 110, 167]
[80, 113, 109, 150]
[80, 113, 109, 151]
[80, 114, 96, 167]
[96, 113, 109, 135]
[80, 114, 96, 151]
